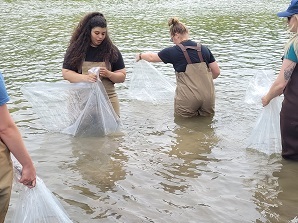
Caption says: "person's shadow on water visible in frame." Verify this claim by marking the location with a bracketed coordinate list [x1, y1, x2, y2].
[69, 135, 127, 192]
[171, 115, 218, 160]
[253, 159, 298, 222]
[270, 160, 298, 222]
[160, 115, 219, 194]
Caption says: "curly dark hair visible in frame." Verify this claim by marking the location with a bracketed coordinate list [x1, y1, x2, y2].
[64, 12, 118, 71]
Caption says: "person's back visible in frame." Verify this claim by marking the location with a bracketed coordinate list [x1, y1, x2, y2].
[174, 43, 215, 117]
[136, 17, 220, 118]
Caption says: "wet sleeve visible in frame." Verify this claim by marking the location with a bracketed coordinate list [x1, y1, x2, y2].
[284, 44, 298, 63]
[0, 72, 9, 106]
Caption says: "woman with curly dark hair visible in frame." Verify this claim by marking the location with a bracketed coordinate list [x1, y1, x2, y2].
[62, 12, 126, 116]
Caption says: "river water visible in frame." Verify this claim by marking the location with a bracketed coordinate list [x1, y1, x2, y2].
[1, 0, 298, 222]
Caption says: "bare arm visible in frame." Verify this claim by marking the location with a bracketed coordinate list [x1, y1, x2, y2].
[209, 61, 221, 79]
[136, 52, 163, 62]
[137, 52, 221, 79]
[0, 104, 36, 187]
[262, 58, 295, 106]
[62, 68, 97, 83]
[62, 68, 126, 83]
[99, 68, 126, 83]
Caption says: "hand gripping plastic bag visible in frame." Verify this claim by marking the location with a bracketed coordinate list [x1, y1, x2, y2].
[12, 164, 73, 223]
[246, 97, 282, 154]
[61, 80, 121, 136]
[128, 60, 175, 104]
[21, 75, 121, 137]
[245, 70, 282, 155]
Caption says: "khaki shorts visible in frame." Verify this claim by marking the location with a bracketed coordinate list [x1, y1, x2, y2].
[0, 140, 13, 223]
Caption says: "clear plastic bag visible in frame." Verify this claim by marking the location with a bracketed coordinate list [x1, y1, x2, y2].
[12, 163, 73, 223]
[244, 70, 275, 105]
[246, 97, 282, 154]
[61, 80, 121, 136]
[245, 70, 282, 154]
[21, 74, 121, 137]
[128, 60, 175, 104]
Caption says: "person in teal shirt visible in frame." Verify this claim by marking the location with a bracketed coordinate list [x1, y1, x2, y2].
[262, 0, 298, 160]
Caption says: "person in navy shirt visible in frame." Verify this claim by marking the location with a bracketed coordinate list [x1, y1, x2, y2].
[136, 17, 220, 118]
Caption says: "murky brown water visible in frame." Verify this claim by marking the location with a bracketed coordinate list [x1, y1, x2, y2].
[2, 0, 298, 222]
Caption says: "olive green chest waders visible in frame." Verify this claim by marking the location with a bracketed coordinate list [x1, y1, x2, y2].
[175, 44, 215, 118]
[82, 61, 120, 116]
[0, 140, 13, 223]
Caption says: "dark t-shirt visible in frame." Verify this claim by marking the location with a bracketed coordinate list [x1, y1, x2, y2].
[63, 45, 125, 73]
[158, 40, 216, 72]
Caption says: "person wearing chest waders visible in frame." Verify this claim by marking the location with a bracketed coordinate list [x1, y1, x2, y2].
[62, 12, 126, 117]
[0, 71, 36, 223]
[262, 0, 298, 160]
[136, 17, 220, 118]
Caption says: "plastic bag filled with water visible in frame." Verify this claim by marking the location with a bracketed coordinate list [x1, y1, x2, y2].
[245, 70, 282, 155]
[21, 79, 121, 137]
[12, 164, 73, 223]
[128, 60, 175, 104]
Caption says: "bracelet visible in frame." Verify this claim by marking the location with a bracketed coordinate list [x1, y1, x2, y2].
[139, 53, 142, 60]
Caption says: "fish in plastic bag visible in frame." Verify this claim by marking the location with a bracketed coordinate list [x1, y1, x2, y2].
[21, 78, 121, 137]
[128, 60, 175, 104]
[245, 70, 282, 155]
[12, 164, 73, 223]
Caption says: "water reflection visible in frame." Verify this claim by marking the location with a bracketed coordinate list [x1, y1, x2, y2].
[2, 0, 297, 222]
[69, 135, 127, 192]
[272, 161, 298, 222]
[253, 159, 298, 223]
[171, 116, 217, 160]
[161, 116, 218, 194]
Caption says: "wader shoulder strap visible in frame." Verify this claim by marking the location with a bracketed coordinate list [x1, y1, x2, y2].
[177, 43, 205, 64]
[177, 44, 192, 64]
